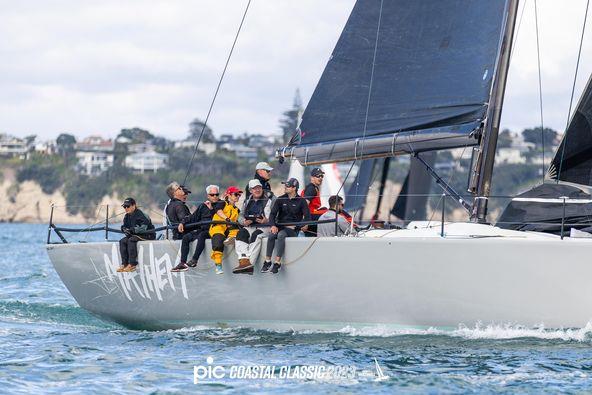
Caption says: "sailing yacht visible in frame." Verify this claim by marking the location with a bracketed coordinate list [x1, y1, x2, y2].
[47, 0, 592, 330]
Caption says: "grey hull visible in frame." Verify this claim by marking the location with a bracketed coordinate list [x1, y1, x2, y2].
[46, 226, 592, 330]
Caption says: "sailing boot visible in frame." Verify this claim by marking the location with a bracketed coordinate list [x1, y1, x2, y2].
[123, 264, 137, 272]
[261, 261, 272, 273]
[271, 262, 281, 274]
[211, 251, 224, 275]
[116, 264, 128, 272]
[187, 259, 198, 268]
[171, 262, 189, 272]
[233, 256, 254, 274]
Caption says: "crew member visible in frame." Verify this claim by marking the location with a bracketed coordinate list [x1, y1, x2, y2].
[171, 185, 220, 272]
[117, 197, 155, 273]
[317, 195, 351, 237]
[209, 186, 242, 275]
[233, 179, 272, 274]
[164, 181, 191, 240]
[301, 167, 325, 237]
[245, 161, 274, 199]
[263, 178, 310, 274]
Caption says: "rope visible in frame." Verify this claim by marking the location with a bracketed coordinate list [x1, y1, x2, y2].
[534, 0, 545, 184]
[182, 0, 252, 185]
[557, 0, 590, 183]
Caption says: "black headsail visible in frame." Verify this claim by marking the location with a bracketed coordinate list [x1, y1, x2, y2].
[548, 74, 592, 186]
[278, 0, 509, 166]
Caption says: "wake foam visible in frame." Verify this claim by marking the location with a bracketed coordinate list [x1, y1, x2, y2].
[163, 322, 592, 342]
[0, 300, 114, 329]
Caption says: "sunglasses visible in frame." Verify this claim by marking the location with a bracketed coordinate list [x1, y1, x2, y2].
[314, 175, 324, 178]
[122, 204, 131, 208]
[261, 169, 271, 173]
[208, 193, 219, 196]
[231, 193, 242, 197]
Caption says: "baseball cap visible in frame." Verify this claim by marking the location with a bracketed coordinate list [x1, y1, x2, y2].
[122, 197, 136, 207]
[255, 161, 273, 171]
[248, 179, 263, 189]
[282, 178, 300, 189]
[226, 186, 243, 195]
[180, 185, 191, 194]
[310, 167, 325, 177]
[166, 181, 181, 198]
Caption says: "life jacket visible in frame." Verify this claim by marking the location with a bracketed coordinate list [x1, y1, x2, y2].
[209, 201, 240, 238]
[301, 183, 324, 215]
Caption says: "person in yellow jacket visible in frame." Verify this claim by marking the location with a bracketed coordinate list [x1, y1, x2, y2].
[209, 186, 242, 274]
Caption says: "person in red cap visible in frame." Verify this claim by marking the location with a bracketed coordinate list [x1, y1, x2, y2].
[209, 186, 242, 274]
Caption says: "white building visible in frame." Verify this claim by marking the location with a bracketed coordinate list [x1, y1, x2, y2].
[174, 139, 216, 155]
[0, 134, 29, 158]
[76, 151, 114, 176]
[221, 143, 258, 161]
[495, 147, 526, 164]
[125, 151, 169, 173]
[34, 140, 57, 155]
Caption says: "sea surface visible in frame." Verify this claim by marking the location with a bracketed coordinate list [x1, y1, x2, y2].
[1, 223, 592, 394]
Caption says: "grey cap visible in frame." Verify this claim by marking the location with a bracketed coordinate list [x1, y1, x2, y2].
[255, 161, 273, 171]
[248, 179, 263, 189]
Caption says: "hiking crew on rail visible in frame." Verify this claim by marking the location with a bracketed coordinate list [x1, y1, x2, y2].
[115, 166, 352, 276]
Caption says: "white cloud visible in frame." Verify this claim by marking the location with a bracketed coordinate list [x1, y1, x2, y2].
[0, 0, 591, 141]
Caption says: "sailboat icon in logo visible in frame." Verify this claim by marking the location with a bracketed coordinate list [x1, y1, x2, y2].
[374, 358, 389, 381]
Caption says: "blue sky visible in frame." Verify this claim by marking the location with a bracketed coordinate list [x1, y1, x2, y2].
[0, 0, 591, 141]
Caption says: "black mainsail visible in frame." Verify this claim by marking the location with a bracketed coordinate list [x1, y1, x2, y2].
[278, 0, 509, 166]
[548, 74, 592, 186]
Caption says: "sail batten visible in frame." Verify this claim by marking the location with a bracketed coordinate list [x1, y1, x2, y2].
[281, 0, 508, 164]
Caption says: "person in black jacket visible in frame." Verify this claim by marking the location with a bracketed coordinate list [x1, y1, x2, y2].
[262, 178, 310, 274]
[165, 181, 191, 240]
[171, 185, 220, 272]
[244, 161, 274, 199]
[117, 197, 155, 273]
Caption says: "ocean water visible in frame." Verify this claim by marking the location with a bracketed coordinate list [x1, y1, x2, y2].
[2, 223, 592, 394]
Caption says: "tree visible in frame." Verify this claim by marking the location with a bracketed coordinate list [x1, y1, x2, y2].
[24, 134, 37, 146]
[117, 127, 154, 143]
[56, 133, 76, 157]
[279, 89, 303, 144]
[188, 118, 215, 143]
[522, 127, 558, 147]
[497, 129, 513, 149]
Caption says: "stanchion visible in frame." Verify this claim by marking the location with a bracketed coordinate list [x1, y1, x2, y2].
[47, 204, 55, 244]
[561, 196, 567, 240]
[105, 205, 109, 240]
[441, 193, 445, 237]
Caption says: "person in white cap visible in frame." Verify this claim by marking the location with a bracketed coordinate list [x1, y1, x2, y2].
[232, 179, 273, 274]
[245, 161, 274, 199]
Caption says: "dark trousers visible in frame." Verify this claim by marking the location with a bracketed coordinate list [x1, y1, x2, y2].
[266, 228, 297, 260]
[180, 230, 210, 263]
[236, 228, 264, 244]
[119, 235, 141, 266]
[305, 214, 320, 237]
[211, 233, 226, 253]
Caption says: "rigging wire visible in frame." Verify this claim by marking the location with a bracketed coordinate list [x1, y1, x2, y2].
[534, 0, 546, 183]
[331, 0, 383, 232]
[510, 0, 528, 62]
[182, 0, 252, 185]
[557, 0, 590, 183]
[336, 0, 384, 204]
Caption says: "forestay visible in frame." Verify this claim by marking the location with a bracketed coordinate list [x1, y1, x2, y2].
[279, 0, 509, 165]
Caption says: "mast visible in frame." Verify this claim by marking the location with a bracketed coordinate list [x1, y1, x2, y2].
[471, 0, 520, 222]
